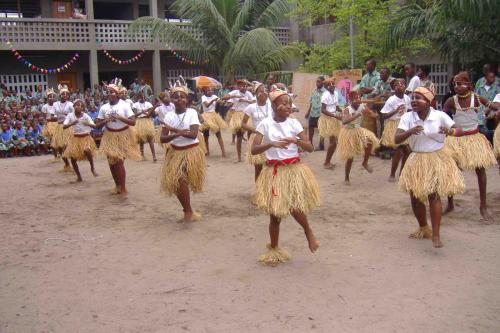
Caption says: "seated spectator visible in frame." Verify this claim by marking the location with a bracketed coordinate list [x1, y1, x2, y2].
[0, 123, 15, 157]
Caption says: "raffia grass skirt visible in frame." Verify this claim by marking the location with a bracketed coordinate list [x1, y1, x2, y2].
[51, 124, 73, 149]
[337, 127, 380, 160]
[197, 131, 207, 153]
[99, 128, 142, 164]
[255, 163, 320, 219]
[318, 114, 341, 138]
[63, 134, 97, 160]
[201, 112, 228, 133]
[135, 118, 156, 142]
[160, 144, 206, 195]
[228, 111, 248, 134]
[399, 149, 465, 203]
[42, 121, 57, 139]
[225, 109, 235, 123]
[444, 133, 497, 170]
[246, 133, 266, 165]
[494, 125, 500, 157]
[381, 119, 407, 148]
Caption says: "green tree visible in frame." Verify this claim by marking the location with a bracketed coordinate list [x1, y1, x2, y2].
[128, 0, 300, 80]
[386, 0, 500, 65]
[292, 0, 430, 73]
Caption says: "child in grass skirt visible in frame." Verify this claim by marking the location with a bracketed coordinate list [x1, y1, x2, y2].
[251, 89, 320, 266]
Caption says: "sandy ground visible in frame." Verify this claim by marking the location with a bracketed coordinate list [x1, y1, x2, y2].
[1, 130, 500, 333]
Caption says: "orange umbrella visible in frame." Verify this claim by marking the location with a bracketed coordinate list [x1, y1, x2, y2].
[192, 76, 222, 89]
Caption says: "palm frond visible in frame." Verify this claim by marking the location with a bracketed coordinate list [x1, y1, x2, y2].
[172, 0, 233, 49]
[127, 17, 212, 65]
[255, 0, 294, 28]
[230, 0, 259, 38]
[254, 45, 303, 73]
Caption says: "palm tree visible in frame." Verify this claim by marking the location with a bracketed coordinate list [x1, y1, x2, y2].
[128, 0, 299, 80]
[386, 0, 500, 65]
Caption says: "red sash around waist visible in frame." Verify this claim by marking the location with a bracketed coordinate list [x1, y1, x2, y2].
[266, 157, 301, 196]
[105, 125, 129, 132]
[463, 128, 479, 136]
[74, 133, 90, 138]
[171, 142, 199, 150]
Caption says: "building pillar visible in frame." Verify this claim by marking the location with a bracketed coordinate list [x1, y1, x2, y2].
[132, 0, 139, 19]
[152, 49, 162, 94]
[41, 0, 52, 18]
[89, 49, 99, 89]
[84, 0, 94, 19]
[149, 0, 158, 17]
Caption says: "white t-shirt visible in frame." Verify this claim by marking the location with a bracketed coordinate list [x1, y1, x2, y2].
[155, 103, 175, 123]
[54, 100, 74, 123]
[407, 76, 421, 93]
[256, 117, 304, 160]
[321, 90, 339, 115]
[244, 100, 272, 129]
[122, 98, 134, 109]
[343, 104, 365, 128]
[97, 99, 134, 130]
[228, 90, 255, 112]
[64, 112, 95, 135]
[201, 95, 219, 113]
[381, 95, 412, 121]
[163, 108, 200, 147]
[41, 103, 56, 120]
[492, 93, 500, 103]
[133, 101, 153, 118]
[398, 108, 454, 152]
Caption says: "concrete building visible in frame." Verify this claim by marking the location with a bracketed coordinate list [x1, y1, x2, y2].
[0, 0, 290, 94]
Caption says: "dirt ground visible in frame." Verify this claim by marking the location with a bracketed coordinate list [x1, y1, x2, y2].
[1, 131, 499, 333]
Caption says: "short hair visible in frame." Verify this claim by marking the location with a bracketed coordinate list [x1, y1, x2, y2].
[380, 67, 390, 74]
[419, 65, 431, 76]
[366, 58, 377, 66]
[405, 62, 416, 69]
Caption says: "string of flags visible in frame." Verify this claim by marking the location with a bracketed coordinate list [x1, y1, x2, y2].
[165, 43, 209, 66]
[6, 40, 79, 74]
[101, 48, 145, 65]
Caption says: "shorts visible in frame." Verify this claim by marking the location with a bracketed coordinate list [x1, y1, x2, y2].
[308, 116, 319, 129]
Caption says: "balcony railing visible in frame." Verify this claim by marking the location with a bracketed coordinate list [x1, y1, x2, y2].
[0, 18, 289, 50]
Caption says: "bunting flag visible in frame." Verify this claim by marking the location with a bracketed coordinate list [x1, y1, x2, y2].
[98, 40, 145, 65]
[165, 42, 209, 66]
[6, 40, 79, 74]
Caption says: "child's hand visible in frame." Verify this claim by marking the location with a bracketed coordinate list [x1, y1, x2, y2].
[281, 137, 297, 144]
[270, 140, 288, 149]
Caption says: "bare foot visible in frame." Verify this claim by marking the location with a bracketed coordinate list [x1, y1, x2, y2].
[92, 170, 99, 177]
[305, 228, 319, 253]
[480, 206, 494, 224]
[388, 176, 396, 182]
[443, 204, 454, 215]
[362, 163, 373, 173]
[233, 159, 242, 163]
[177, 211, 201, 223]
[323, 163, 335, 170]
[343, 180, 350, 186]
[70, 178, 83, 184]
[153, 158, 157, 163]
[110, 186, 121, 195]
[432, 236, 443, 248]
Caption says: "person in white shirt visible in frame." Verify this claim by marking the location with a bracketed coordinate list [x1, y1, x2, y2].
[242, 82, 272, 182]
[380, 78, 413, 181]
[62, 99, 98, 182]
[223, 80, 255, 162]
[41, 88, 59, 160]
[251, 89, 320, 267]
[133, 91, 157, 162]
[95, 83, 141, 196]
[337, 91, 379, 185]
[119, 87, 134, 110]
[318, 77, 342, 169]
[52, 84, 75, 173]
[404, 63, 421, 95]
[441, 72, 498, 222]
[395, 86, 465, 248]
[159, 85, 206, 223]
[200, 87, 227, 157]
[154, 91, 175, 145]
